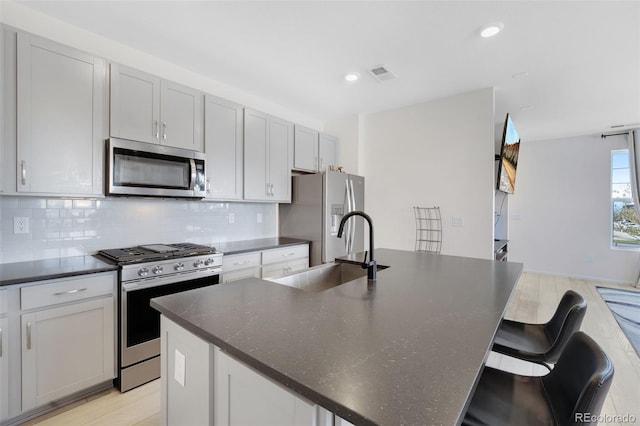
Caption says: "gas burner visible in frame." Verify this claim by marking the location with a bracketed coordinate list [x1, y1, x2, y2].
[97, 243, 217, 265]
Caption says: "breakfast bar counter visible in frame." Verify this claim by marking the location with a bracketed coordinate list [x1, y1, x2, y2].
[151, 249, 523, 425]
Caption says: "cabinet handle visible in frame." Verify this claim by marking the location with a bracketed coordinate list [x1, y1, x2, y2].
[26, 322, 32, 350]
[21, 160, 27, 185]
[315, 156, 318, 171]
[163, 121, 167, 140]
[154, 120, 159, 139]
[282, 252, 295, 257]
[0, 326, 3, 357]
[233, 260, 249, 266]
[271, 184, 275, 197]
[53, 287, 87, 296]
[320, 157, 323, 171]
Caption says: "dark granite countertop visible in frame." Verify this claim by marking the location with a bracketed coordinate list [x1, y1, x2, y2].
[151, 249, 523, 426]
[0, 256, 118, 286]
[217, 237, 310, 255]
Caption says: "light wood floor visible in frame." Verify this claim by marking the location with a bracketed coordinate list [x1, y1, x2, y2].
[27, 272, 640, 426]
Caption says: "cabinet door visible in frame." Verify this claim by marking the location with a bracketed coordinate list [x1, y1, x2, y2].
[160, 316, 212, 426]
[110, 64, 160, 144]
[244, 109, 269, 201]
[204, 95, 243, 200]
[269, 117, 293, 202]
[214, 347, 316, 426]
[318, 133, 339, 172]
[0, 316, 8, 422]
[21, 297, 114, 411]
[293, 125, 318, 172]
[161, 80, 203, 151]
[17, 33, 106, 195]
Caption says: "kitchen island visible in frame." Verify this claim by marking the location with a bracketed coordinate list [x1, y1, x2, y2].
[151, 248, 523, 425]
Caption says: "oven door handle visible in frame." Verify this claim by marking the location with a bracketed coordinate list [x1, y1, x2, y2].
[122, 268, 221, 292]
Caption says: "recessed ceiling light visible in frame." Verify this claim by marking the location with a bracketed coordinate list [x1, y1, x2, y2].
[344, 72, 360, 82]
[480, 22, 504, 38]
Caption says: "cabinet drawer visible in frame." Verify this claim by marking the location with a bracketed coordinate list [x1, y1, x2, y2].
[21, 272, 115, 311]
[222, 252, 261, 273]
[261, 258, 309, 279]
[261, 245, 309, 265]
[222, 267, 261, 284]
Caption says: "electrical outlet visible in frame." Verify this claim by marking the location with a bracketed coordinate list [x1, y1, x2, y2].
[452, 216, 464, 227]
[257, 213, 262, 224]
[228, 213, 235, 224]
[13, 217, 30, 234]
[174, 349, 186, 387]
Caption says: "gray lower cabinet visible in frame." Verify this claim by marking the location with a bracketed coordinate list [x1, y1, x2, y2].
[160, 316, 332, 426]
[19, 272, 116, 413]
[221, 244, 309, 283]
[0, 315, 8, 422]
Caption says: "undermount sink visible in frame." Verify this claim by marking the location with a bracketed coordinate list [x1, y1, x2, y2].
[267, 261, 388, 293]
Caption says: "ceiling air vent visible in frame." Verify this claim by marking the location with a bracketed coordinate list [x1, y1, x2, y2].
[368, 65, 396, 82]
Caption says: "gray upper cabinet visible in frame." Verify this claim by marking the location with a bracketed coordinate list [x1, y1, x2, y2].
[110, 64, 204, 151]
[16, 33, 106, 195]
[204, 95, 243, 200]
[318, 133, 339, 172]
[293, 125, 318, 172]
[244, 109, 292, 203]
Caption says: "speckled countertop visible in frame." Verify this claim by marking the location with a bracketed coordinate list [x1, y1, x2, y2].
[0, 255, 117, 286]
[151, 249, 523, 426]
[217, 237, 310, 255]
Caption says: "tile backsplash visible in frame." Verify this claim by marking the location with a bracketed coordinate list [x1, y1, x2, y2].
[0, 196, 277, 263]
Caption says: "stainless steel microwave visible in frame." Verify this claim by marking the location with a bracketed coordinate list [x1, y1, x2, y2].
[106, 138, 206, 198]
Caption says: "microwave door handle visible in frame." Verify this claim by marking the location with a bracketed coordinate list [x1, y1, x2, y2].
[189, 159, 196, 190]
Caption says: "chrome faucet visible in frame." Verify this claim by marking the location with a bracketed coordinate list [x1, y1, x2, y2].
[337, 210, 377, 280]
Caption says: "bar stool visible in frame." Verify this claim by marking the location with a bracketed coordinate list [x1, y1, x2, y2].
[413, 206, 442, 254]
[492, 290, 587, 370]
[463, 331, 614, 426]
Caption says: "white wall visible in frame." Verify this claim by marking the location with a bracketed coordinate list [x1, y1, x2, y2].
[357, 88, 496, 259]
[509, 134, 640, 284]
[0, 1, 322, 130]
[323, 114, 360, 175]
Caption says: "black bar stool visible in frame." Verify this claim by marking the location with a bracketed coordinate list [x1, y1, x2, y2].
[492, 290, 587, 370]
[464, 331, 614, 426]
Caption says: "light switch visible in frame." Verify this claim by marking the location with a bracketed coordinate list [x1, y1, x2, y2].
[452, 216, 464, 227]
[228, 213, 235, 224]
[174, 349, 186, 387]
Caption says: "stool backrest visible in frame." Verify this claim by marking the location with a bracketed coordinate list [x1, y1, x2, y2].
[544, 290, 587, 363]
[542, 331, 614, 425]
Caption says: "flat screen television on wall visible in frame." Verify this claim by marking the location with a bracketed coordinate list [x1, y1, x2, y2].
[496, 113, 521, 194]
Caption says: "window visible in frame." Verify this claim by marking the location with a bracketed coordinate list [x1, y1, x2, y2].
[612, 150, 640, 247]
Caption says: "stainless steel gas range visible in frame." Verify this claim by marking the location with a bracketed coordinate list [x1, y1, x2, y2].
[96, 243, 222, 392]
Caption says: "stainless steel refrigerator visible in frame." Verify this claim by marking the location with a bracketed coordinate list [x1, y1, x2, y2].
[279, 171, 365, 266]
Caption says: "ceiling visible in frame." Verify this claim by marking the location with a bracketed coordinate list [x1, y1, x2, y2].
[11, 0, 640, 142]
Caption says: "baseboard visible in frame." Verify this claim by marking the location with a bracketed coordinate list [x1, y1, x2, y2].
[522, 268, 635, 286]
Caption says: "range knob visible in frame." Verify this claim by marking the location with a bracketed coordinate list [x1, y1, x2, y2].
[205, 258, 215, 266]
[138, 267, 150, 277]
[152, 265, 163, 274]
[193, 259, 205, 268]
[174, 262, 185, 271]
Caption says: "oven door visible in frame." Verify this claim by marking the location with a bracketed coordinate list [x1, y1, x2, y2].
[121, 273, 219, 367]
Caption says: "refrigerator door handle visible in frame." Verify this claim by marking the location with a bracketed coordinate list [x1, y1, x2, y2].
[349, 178, 357, 252]
[344, 178, 352, 252]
